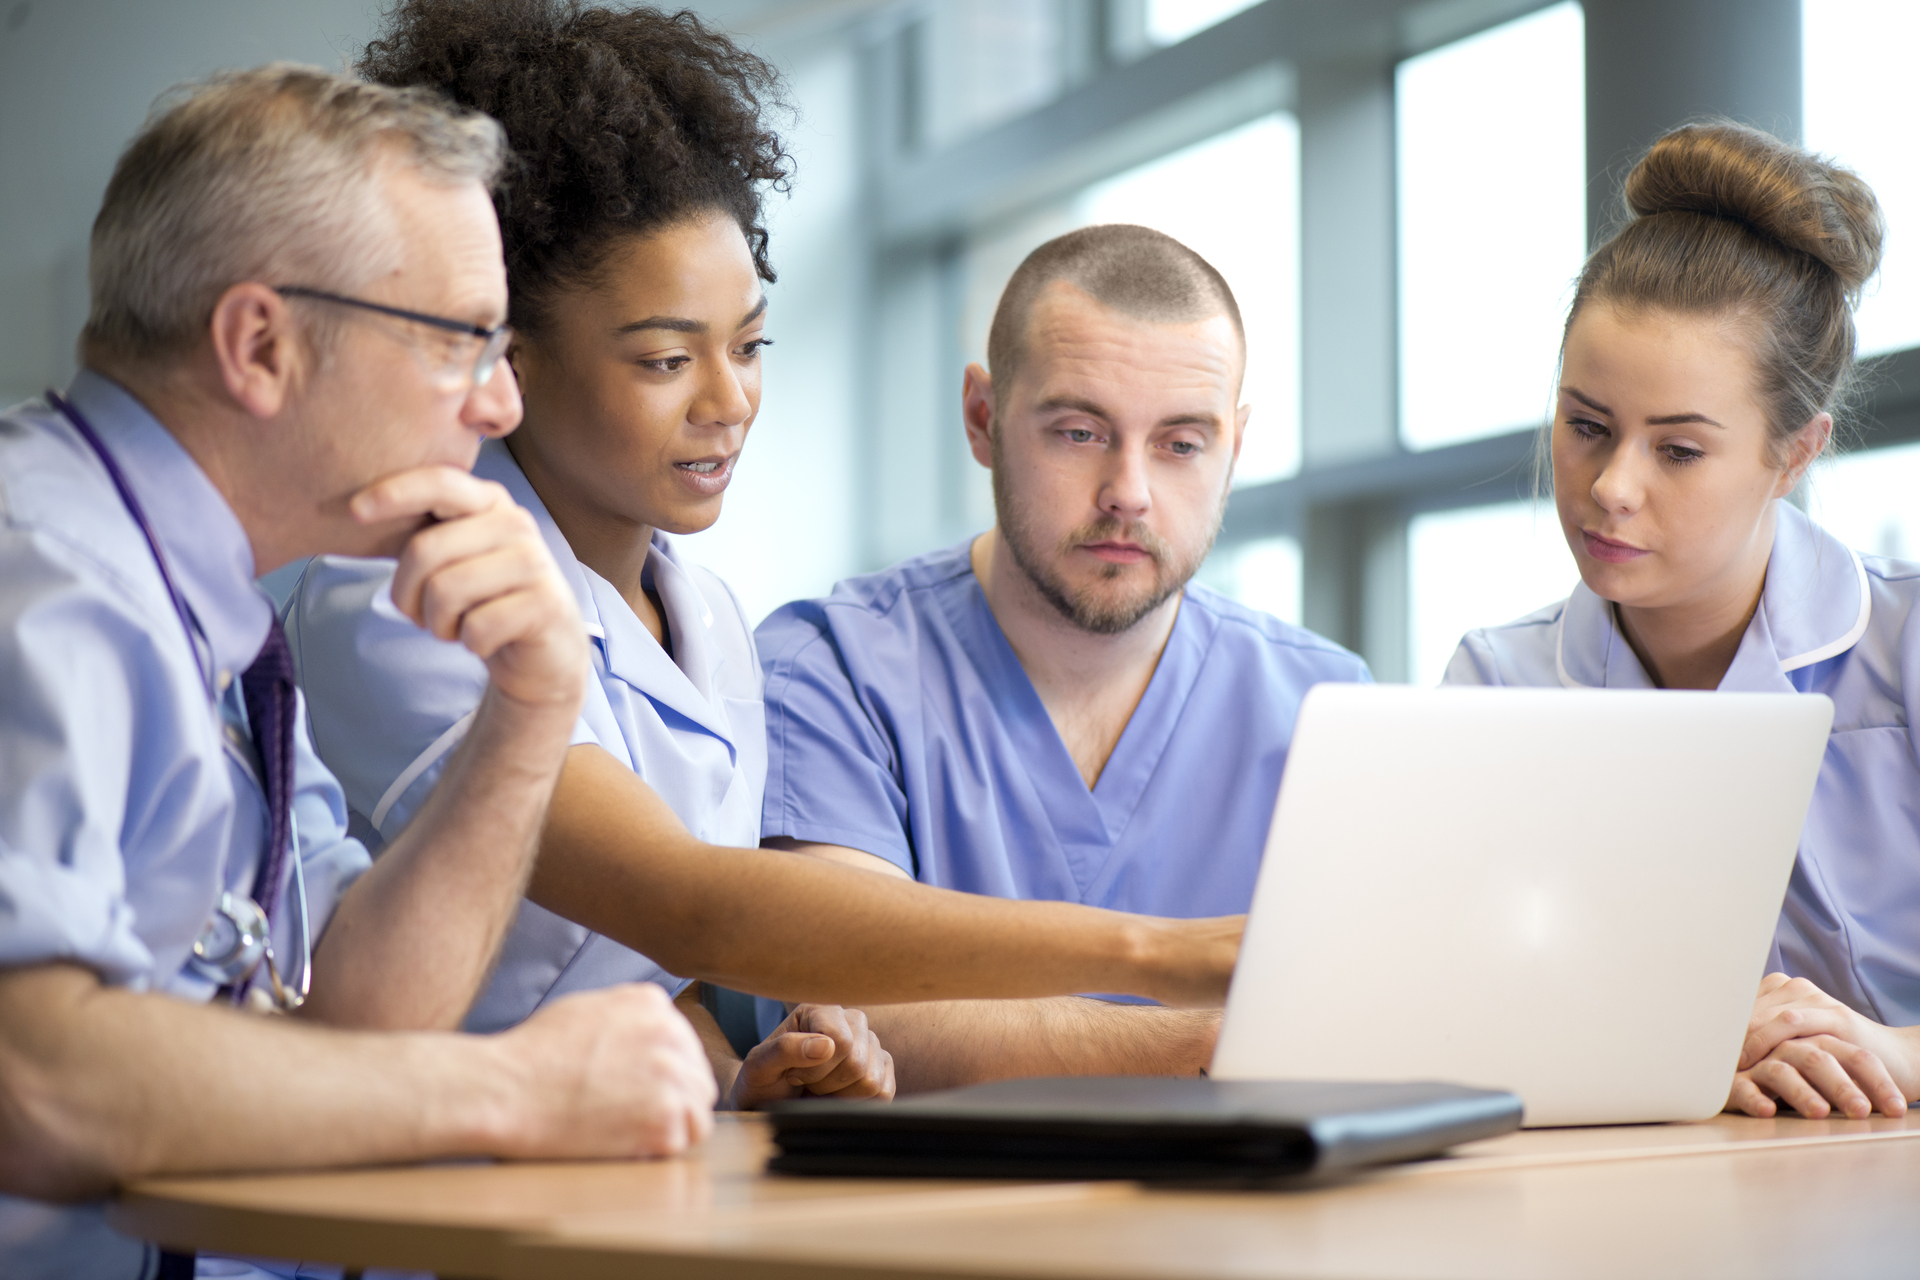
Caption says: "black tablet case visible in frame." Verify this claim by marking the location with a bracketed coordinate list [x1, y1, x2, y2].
[767, 1076, 1523, 1180]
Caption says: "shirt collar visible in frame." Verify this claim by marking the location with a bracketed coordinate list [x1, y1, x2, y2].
[473, 438, 605, 639]
[1757, 500, 1871, 673]
[1554, 499, 1869, 690]
[472, 438, 733, 743]
[65, 369, 271, 682]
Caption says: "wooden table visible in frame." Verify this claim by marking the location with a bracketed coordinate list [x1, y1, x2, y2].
[112, 1111, 1920, 1279]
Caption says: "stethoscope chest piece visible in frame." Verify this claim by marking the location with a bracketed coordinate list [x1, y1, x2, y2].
[187, 892, 271, 987]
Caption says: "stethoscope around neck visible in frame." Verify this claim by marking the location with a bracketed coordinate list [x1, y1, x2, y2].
[47, 389, 310, 1012]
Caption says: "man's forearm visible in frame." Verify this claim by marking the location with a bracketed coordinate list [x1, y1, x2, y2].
[304, 684, 576, 1030]
[528, 746, 1241, 1007]
[676, 983, 745, 1102]
[0, 965, 518, 1202]
[859, 998, 1220, 1094]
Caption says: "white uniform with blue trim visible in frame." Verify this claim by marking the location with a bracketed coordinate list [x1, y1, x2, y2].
[0, 373, 370, 1279]
[286, 437, 766, 1031]
[1445, 500, 1920, 1026]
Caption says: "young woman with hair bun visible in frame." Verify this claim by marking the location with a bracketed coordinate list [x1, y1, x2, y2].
[1445, 121, 1920, 1120]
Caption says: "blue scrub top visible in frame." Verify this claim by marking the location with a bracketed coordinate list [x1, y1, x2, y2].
[286, 438, 766, 1033]
[756, 541, 1371, 919]
[0, 374, 369, 1280]
[1445, 500, 1920, 1027]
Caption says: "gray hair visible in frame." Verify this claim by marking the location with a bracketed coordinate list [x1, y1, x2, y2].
[83, 63, 506, 363]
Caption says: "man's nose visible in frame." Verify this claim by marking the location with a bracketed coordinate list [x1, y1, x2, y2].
[1098, 440, 1153, 521]
[463, 355, 523, 439]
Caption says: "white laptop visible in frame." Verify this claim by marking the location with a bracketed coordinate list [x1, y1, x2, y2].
[1210, 683, 1833, 1127]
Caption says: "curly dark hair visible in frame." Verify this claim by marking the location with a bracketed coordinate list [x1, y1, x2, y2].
[359, 0, 792, 332]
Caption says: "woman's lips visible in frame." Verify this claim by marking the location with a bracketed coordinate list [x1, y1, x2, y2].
[673, 453, 736, 497]
[1582, 530, 1649, 564]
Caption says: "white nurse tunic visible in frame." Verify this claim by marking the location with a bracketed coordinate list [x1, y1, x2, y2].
[285, 438, 766, 1031]
[1446, 501, 1920, 1027]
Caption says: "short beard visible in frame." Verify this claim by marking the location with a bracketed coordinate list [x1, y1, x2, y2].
[991, 446, 1226, 637]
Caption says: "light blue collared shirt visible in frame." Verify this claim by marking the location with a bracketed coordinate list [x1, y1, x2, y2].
[286, 438, 767, 1033]
[0, 372, 370, 1280]
[1445, 500, 1920, 1026]
[756, 542, 1371, 928]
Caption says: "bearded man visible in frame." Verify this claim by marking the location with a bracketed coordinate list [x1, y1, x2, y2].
[754, 224, 1369, 1089]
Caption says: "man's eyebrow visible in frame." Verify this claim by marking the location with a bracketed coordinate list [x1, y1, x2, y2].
[1035, 395, 1114, 421]
[1035, 398, 1222, 430]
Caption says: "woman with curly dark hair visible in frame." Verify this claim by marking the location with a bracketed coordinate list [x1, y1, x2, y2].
[285, 0, 1240, 1119]
[284, 0, 899, 1114]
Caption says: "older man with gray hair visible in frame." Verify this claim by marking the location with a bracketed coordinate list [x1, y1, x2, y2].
[0, 65, 717, 1278]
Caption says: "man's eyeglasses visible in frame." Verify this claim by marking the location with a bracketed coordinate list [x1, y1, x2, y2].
[275, 286, 512, 392]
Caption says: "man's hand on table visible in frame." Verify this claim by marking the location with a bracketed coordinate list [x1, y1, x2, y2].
[727, 1004, 896, 1110]
[493, 983, 717, 1157]
[1725, 973, 1920, 1119]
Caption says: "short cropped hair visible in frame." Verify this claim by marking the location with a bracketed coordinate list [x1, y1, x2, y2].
[985, 224, 1245, 401]
[83, 63, 506, 364]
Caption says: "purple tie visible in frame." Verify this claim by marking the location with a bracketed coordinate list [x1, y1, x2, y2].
[240, 616, 296, 924]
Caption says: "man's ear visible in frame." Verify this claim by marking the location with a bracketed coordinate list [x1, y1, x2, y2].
[1231, 401, 1252, 466]
[1776, 411, 1832, 497]
[961, 362, 996, 469]
[207, 282, 305, 420]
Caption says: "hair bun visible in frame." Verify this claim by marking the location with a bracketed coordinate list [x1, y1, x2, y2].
[1624, 121, 1884, 300]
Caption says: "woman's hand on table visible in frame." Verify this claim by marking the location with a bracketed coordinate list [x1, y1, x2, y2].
[726, 1004, 895, 1110]
[1725, 973, 1920, 1119]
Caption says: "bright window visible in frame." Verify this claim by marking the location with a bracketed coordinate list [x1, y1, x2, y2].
[917, 0, 1065, 148]
[1196, 535, 1303, 624]
[1803, 0, 1920, 358]
[1807, 441, 1920, 561]
[1397, 2, 1586, 450]
[959, 113, 1302, 488]
[1146, 0, 1262, 45]
[1408, 500, 1579, 686]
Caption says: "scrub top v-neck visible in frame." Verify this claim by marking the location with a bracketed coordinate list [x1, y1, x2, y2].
[286, 438, 766, 1032]
[756, 540, 1371, 919]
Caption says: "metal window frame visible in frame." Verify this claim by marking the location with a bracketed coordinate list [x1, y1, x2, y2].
[858, 0, 1913, 678]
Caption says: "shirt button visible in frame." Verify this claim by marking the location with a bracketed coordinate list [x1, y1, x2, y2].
[218, 669, 234, 692]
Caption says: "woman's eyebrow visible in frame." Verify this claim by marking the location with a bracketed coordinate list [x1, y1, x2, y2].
[1564, 386, 1722, 429]
[1563, 386, 1613, 415]
[613, 294, 766, 337]
[615, 315, 703, 336]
